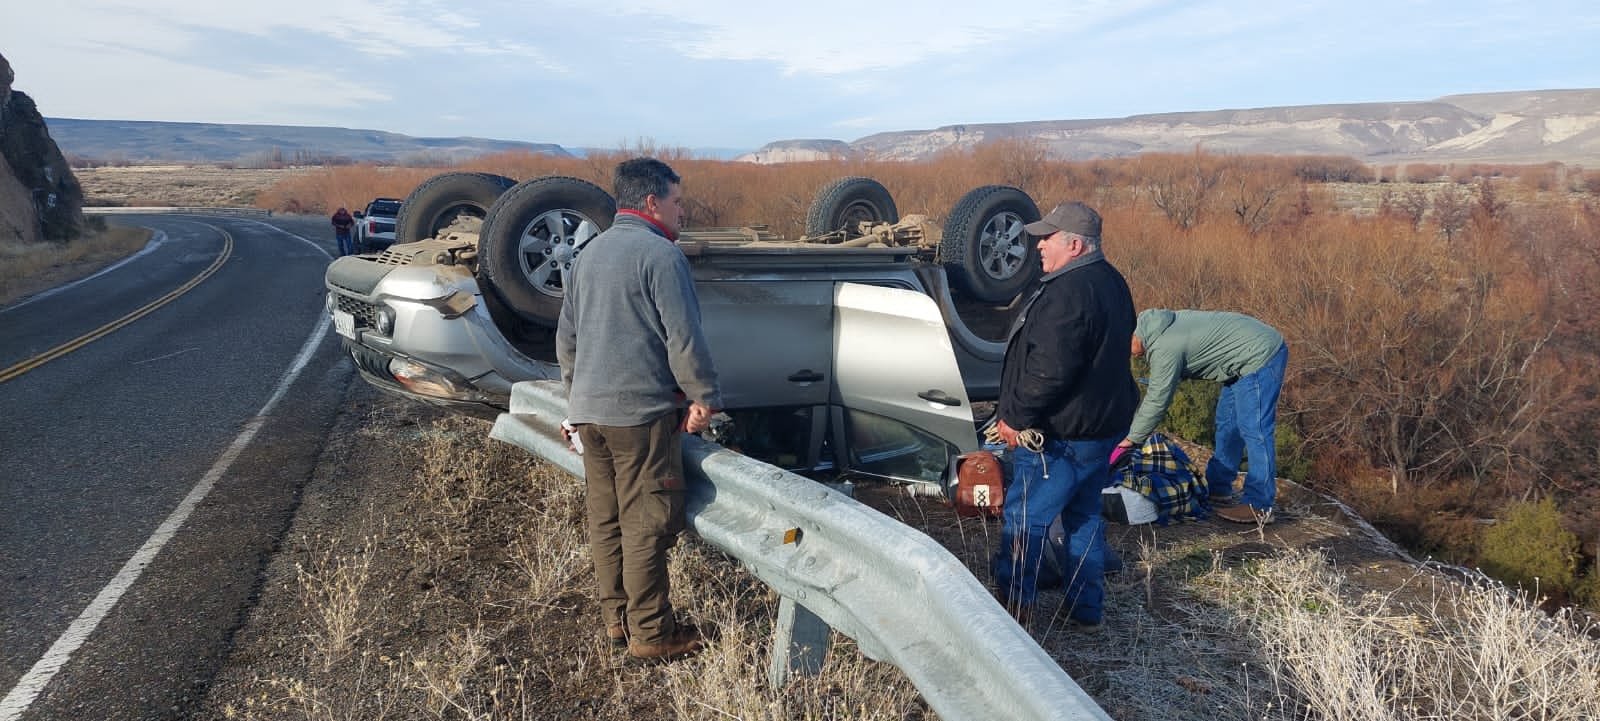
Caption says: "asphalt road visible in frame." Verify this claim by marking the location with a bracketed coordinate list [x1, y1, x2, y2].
[0, 213, 351, 720]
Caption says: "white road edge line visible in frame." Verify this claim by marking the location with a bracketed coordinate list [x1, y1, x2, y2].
[0, 231, 170, 315]
[1, 217, 335, 720]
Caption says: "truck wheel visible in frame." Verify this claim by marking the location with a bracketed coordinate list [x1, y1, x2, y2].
[804, 176, 898, 239]
[940, 185, 1041, 303]
[394, 172, 517, 243]
[478, 176, 616, 327]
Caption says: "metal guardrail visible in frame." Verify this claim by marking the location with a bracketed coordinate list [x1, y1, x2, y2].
[489, 380, 1111, 721]
[82, 206, 272, 217]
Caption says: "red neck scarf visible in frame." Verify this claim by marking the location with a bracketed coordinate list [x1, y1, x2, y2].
[617, 209, 678, 242]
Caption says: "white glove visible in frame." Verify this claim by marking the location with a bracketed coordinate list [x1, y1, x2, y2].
[561, 418, 583, 455]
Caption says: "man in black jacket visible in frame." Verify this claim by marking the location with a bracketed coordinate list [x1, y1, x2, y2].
[990, 201, 1138, 628]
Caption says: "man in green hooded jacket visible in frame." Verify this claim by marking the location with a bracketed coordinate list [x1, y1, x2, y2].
[1118, 309, 1287, 524]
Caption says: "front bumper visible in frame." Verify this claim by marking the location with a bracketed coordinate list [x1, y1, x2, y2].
[324, 256, 558, 408]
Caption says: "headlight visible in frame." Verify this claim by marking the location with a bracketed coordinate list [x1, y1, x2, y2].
[324, 292, 336, 313]
[388, 358, 486, 401]
[375, 307, 396, 335]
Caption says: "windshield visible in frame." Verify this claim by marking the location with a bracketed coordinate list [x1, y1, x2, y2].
[367, 199, 403, 216]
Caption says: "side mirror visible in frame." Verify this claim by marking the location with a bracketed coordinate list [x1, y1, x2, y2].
[353, 211, 365, 219]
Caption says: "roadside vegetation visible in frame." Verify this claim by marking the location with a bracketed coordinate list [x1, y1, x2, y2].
[0, 218, 150, 306]
[256, 144, 1600, 608]
[208, 403, 1600, 721]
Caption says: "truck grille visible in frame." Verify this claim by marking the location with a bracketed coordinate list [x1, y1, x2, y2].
[335, 294, 380, 329]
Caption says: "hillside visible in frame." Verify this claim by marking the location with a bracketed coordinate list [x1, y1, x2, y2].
[739, 89, 1600, 165]
[45, 118, 573, 165]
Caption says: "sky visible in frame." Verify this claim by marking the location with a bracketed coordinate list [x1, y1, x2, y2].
[3, 0, 1598, 153]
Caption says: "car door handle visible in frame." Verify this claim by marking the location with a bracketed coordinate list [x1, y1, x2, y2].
[787, 369, 825, 384]
[917, 389, 962, 407]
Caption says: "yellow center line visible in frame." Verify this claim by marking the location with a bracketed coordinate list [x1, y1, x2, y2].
[0, 230, 234, 384]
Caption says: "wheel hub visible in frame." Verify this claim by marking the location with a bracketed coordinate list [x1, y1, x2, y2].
[517, 209, 597, 298]
[978, 212, 1026, 280]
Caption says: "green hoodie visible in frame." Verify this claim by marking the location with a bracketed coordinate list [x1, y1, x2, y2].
[1126, 309, 1283, 443]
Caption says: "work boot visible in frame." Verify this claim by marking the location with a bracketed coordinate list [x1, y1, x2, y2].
[1066, 616, 1105, 634]
[1207, 493, 1239, 508]
[605, 622, 627, 648]
[1216, 504, 1274, 525]
[627, 623, 705, 662]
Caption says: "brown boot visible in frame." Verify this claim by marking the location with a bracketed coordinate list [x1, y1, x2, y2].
[1216, 504, 1274, 525]
[627, 624, 705, 662]
[605, 623, 627, 648]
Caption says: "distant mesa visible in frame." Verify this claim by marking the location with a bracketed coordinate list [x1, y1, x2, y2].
[738, 89, 1600, 166]
[41, 87, 1600, 168]
[733, 139, 856, 164]
[45, 118, 574, 165]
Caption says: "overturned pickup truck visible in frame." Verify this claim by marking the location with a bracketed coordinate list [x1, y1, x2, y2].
[323, 172, 1042, 486]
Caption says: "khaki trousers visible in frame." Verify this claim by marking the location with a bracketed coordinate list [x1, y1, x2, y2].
[575, 412, 686, 645]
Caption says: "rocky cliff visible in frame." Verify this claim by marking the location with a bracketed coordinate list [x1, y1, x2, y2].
[742, 89, 1600, 165]
[0, 52, 85, 243]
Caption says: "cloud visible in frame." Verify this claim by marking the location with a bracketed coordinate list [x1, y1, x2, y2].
[831, 116, 881, 129]
[580, 0, 1158, 75]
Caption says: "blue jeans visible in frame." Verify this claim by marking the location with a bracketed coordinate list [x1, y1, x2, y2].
[336, 230, 355, 256]
[1206, 343, 1287, 512]
[992, 435, 1118, 623]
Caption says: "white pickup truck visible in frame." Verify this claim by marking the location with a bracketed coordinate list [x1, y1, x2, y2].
[352, 196, 402, 252]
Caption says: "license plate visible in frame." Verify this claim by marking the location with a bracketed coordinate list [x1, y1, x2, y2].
[333, 310, 356, 339]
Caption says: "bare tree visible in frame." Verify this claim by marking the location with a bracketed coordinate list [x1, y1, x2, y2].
[1227, 165, 1286, 235]
[1433, 186, 1471, 242]
[1393, 187, 1429, 230]
[1143, 149, 1224, 230]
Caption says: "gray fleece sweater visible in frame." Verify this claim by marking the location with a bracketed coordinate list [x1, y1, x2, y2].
[556, 213, 722, 426]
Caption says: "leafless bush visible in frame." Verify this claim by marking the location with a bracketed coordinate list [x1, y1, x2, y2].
[1138, 149, 1225, 230]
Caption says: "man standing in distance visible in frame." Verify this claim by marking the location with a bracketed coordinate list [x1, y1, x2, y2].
[991, 202, 1138, 628]
[556, 157, 721, 660]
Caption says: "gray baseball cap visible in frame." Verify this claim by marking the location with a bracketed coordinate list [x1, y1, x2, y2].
[1024, 201, 1101, 238]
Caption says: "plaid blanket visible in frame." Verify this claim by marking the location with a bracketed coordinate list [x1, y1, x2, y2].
[1114, 432, 1211, 525]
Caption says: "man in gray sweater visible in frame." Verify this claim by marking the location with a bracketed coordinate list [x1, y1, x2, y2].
[1118, 309, 1287, 524]
[556, 157, 721, 661]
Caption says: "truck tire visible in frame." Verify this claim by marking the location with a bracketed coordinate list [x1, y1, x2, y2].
[804, 176, 898, 239]
[394, 172, 517, 243]
[940, 185, 1041, 303]
[478, 176, 616, 327]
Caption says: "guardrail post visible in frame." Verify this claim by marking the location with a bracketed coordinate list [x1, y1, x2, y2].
[768, 596, 831, 688]
[767, 480, 854, 688]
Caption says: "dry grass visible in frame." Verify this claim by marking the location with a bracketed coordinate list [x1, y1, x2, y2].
[75, 165, 303, 207]
[0, 223, 151, 306]
[1195, 547, 1600, 720]
[218, 410, 930, 721]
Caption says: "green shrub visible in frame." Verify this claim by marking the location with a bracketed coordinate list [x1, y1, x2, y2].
[1162, 379, 1219, 445]
[1274, 421, 1312, 482]
[1478, 498, 1580, 596]
[1574, 568, 1600, 613]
